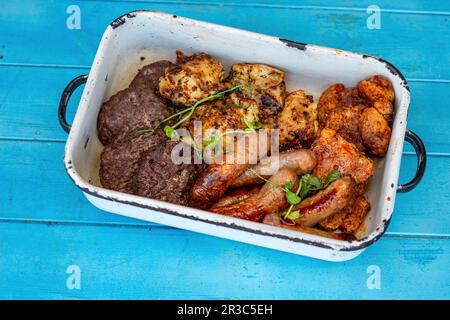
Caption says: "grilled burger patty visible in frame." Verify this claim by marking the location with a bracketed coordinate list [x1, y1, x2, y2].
[136, 142, 205, 205]
[99, 131, 165, 193]
[97, 60, 174, 145]
[99, 60, 204, 203]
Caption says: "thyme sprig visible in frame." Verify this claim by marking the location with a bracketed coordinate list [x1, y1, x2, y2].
[163, 84, 245, 138]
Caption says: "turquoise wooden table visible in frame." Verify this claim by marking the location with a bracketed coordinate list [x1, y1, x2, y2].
[1, 0, 449, 299]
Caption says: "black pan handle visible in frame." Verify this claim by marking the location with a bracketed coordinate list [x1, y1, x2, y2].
[58, 74, 88, 133]
[397, 129, 426, 193]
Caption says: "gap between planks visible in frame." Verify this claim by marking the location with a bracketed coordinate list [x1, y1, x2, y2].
[78, 0, 450, 16]
[0, 217, 449, 240]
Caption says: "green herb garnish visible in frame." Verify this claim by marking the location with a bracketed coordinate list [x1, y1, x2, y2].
[163, 125, 179, 140]
[202, 105, 261, 151]
[280, 170, 342, 224]
[246, 169, 342, 224]
[166, 84, 245, 138]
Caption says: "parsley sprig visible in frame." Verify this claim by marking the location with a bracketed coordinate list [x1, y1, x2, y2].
[281, 170, 342, 224]
[247, 168, 341, 224]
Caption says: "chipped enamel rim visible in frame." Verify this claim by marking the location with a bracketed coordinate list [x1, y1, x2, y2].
[63, 10, 411, 256]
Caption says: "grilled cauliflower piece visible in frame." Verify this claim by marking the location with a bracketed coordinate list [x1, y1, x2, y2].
[278, 90, 318, 149]
[312, 129, 374, 184]
[159, 51, 226, 106]
[229, 63, 286, 127]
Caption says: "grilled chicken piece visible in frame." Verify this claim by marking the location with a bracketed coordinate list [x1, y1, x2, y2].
[317, 75, 394, 156]
[229, 63, 286, 127]
[318, 85, 366, 123]
[182, 97, 247, 151]
[357, 75, 394, 122]
[263, 212, 353, 241]
[318, 207, 351, 231]
[317, 84, 367, 151]
[359, 107, 391, 156]
[159, 51, 226, 106]
[319, 103, 367, 151]
[340, 195, 370, 234]
[278, 90, 318, 149]
[312, 129, 374, 184]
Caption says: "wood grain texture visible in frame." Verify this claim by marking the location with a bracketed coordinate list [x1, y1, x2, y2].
[0, 222, 448, 299]
[0, 0, 448, 299]
[1, 1, 449, 79]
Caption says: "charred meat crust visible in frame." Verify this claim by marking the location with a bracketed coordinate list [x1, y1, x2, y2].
[210, 168, 298, 222]
[263, 213, 355, 241]
[230, 149, 317, 188]
[97, 60, 174, 146]
[278, 90, 318, 150]
[99, 132, 165, 193]
[293, 176, 356, 227]
[190, 163, 249, 210]
[136, 142, 205, 206]
[212, 186, 262, 208]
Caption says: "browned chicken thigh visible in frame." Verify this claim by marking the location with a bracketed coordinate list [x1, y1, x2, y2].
[311, 129, 374, 184]
[317, 75, 394, 156]
[278, 90, 318, 149]
[229, 63, 286, 127]
[159, 51, 227, 106]
[359, 107, 391, 156]
[357, 75, 394, 122]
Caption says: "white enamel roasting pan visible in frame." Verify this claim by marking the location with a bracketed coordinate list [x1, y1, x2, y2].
[59, 10, 426, 261]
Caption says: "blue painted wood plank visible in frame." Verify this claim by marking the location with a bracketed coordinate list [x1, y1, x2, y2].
[0, 66, 448, 154]
[126, 0, 450, 12]
[0, 66, 84, 142]
[0, 221, 448, 299]
[0, 139, 448, 236]
[1, 0, 449, 80]
[0, 139, 144, 226]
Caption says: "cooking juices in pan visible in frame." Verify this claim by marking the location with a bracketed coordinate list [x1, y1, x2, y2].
[97, 50, 395, 240]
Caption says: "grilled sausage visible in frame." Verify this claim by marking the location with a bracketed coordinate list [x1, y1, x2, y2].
[190, 162, 249, 209]
[210, 168, 298, 222]
[293, 176, 355, 227]
[211, 186, 261, 208]
[230, 149, 317, 188]
[190, 131, 264, 209]
[263, 213, 354, 241]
